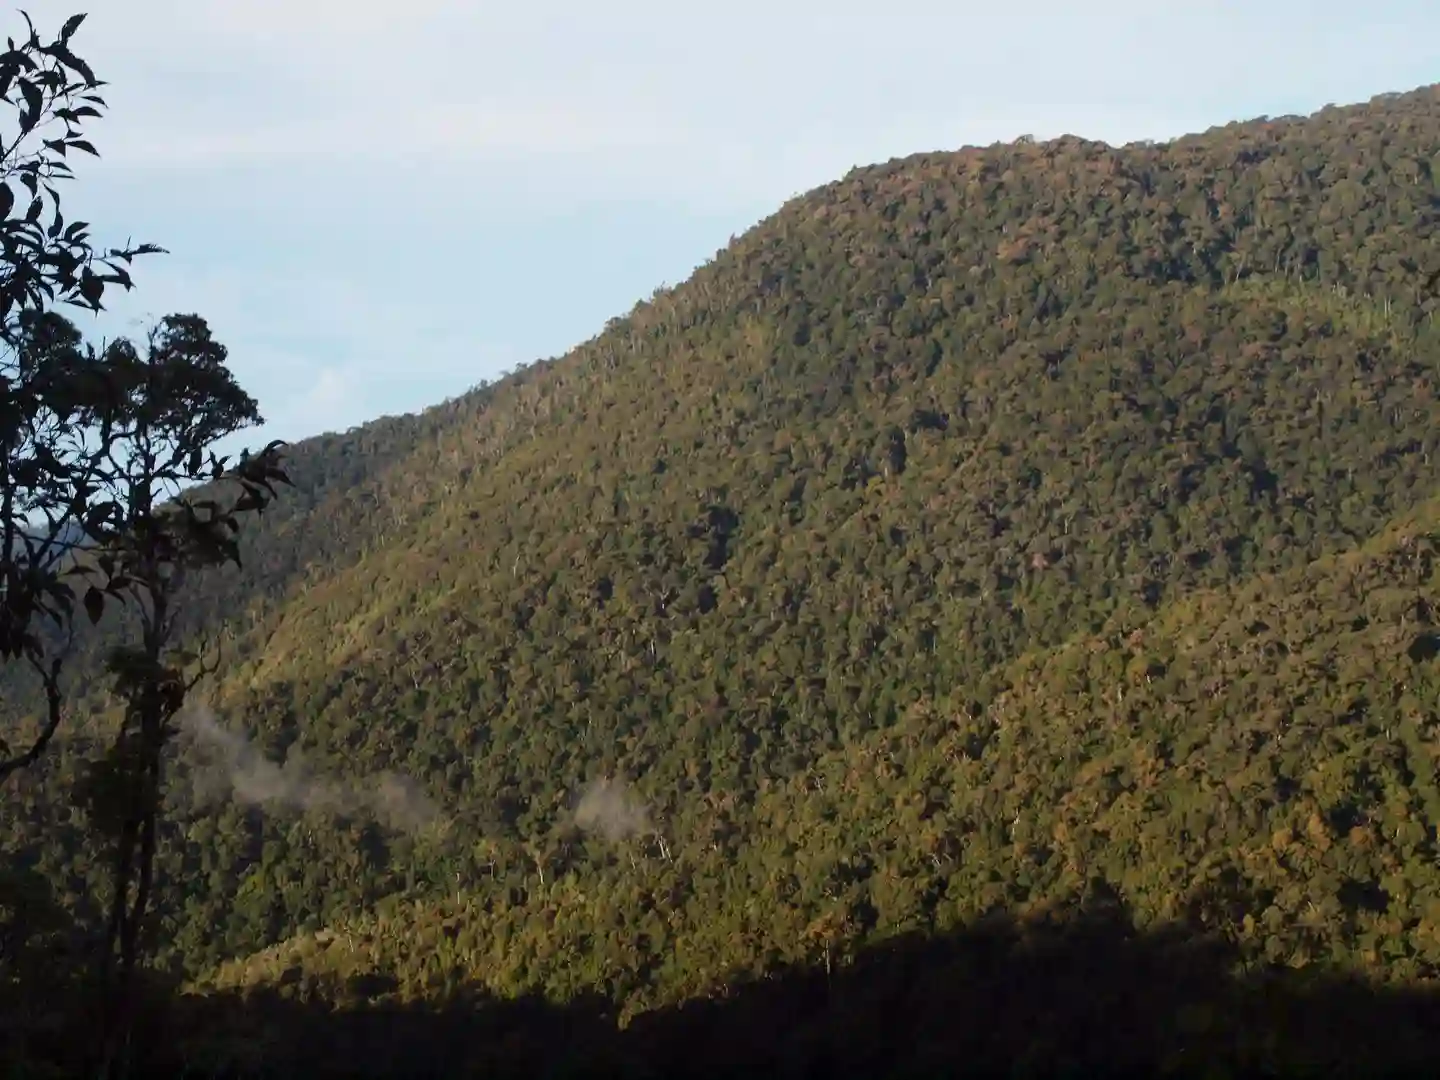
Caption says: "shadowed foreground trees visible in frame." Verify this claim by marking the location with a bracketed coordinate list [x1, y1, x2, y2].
[0, 12, 294, 1075]
[10, 886, 1440, 1078]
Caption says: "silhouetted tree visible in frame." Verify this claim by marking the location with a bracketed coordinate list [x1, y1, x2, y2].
[0, 12, 293, 1073]
[0, 12, 169, 780]
[65, 315, 288, 1076]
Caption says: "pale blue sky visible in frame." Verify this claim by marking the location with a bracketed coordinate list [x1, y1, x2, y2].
[16, 0, 1440, 451]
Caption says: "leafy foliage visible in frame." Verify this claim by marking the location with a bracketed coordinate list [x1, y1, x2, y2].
[0, 8, 167, 779]
[0, 12, 294, 1074]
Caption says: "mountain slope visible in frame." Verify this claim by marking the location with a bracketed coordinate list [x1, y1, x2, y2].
[6, 83, 1440, 1033]
[174, 492, 1440, 1075]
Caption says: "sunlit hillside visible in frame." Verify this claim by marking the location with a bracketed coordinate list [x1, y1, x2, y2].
[8, 83, 1440, 1077]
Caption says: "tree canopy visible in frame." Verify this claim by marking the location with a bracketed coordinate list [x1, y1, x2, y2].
[6, 75, 1440, 1076]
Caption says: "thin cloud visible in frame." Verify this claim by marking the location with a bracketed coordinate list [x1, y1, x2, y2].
[75, 263, 522, 445]
[181, 706, 442, 835]
[102, 100, 681, 170]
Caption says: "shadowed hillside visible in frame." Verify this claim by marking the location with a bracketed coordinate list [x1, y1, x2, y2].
[7, 83, 1440, 1073]
[16, 890, 1440, 1078]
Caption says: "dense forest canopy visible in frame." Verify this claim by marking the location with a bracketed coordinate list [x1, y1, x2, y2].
[9, 81, 1440, 1075]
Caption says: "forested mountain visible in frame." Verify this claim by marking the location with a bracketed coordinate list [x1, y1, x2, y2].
[9, 84, 1440, 1076]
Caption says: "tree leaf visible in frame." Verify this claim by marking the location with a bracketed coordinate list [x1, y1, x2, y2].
[18, 78, 40, 133]
[78, 269, 103, 308]
[83, 586, 103, 625]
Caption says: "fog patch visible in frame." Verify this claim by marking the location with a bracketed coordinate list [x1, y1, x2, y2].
[574, 776, 651, 843]
[180, 706, 440, 834]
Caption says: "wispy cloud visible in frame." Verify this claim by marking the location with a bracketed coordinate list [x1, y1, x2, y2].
[575, 777, 653, 844]
[182, 706, 442, 834]
[83, 262, 522, 446]
[103, 101, 681, 170]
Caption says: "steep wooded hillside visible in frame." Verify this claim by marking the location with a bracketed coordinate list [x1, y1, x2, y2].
[7, 83, 1440, 1076]
[169, 495, 1440, 1076]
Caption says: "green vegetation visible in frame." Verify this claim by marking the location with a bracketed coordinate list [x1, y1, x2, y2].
[8, 69, 1440, 1076]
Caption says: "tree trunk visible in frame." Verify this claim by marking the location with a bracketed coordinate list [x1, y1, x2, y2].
[96, 587, 170, 1080]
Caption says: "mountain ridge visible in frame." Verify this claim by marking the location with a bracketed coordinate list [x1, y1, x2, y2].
[7, 81, 1440, 1075]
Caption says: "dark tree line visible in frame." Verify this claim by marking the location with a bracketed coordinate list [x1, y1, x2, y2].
[0, 12, 289, 1077]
